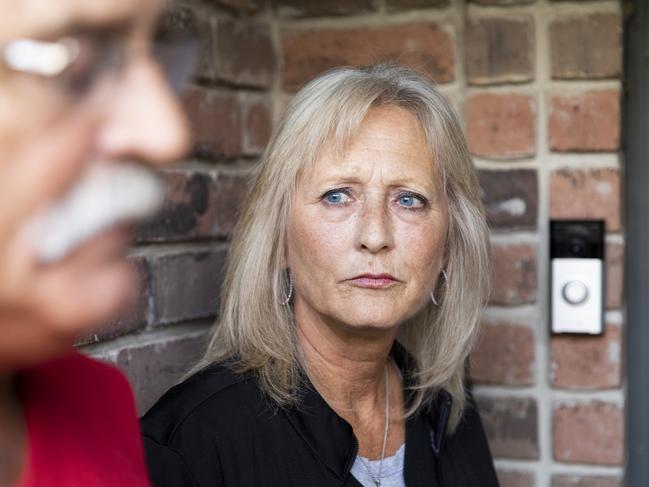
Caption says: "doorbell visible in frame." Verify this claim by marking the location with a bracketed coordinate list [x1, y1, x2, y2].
[550, 220, 605, 335]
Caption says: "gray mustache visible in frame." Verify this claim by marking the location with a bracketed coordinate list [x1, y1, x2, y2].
[22, 162, 165, 263]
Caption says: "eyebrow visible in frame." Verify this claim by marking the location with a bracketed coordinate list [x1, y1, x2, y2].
[315, 175, 436, 194]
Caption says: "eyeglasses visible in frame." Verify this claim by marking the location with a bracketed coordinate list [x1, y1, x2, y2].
[0, 30, 198, 98]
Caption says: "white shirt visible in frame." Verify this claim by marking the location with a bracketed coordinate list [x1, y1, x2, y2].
[350, 443, 406, 487]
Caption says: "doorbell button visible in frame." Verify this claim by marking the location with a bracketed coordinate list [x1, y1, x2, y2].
[562, 280, 589, 305]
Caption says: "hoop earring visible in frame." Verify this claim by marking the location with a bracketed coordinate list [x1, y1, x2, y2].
[431, 269, 448, 306]
[281, 272, 293, 306]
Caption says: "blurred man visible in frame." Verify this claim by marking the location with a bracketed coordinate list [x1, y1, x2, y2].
[0, 0, 193, 485]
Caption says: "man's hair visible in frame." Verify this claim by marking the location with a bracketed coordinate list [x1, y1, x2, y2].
[196, 64, 491, 431]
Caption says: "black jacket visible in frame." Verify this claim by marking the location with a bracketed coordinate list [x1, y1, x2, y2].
[142, 348, 499, 487]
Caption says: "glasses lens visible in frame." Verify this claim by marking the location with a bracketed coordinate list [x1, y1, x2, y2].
[152, 35, 198, 93]
[60, 36, 123, 97]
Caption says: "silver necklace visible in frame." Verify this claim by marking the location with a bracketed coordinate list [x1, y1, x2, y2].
[358, 363, 390, 487]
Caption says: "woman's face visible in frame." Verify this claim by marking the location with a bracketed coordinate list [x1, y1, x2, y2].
[286, 106, 448, 334]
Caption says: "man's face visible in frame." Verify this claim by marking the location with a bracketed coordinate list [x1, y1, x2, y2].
[0, 0, 190, 366]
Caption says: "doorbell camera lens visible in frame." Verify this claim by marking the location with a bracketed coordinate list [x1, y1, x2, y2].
[568, 238, 587, 257]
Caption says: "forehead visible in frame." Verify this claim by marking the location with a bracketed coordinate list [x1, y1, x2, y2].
[311, 106, 434, 178]
[0, 0, 162, 40]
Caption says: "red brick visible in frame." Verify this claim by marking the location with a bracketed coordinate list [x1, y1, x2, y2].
[213, 170, 249, 236]
[550, 169, 621, 232]
[241, 95, 272, 156]
[550, 324, 622, 389]
[214, 18, 276, 88]
[466, 17, 534, 85]
[549, 13, 621, 80]
[138, 169, 217, 241]
[549, 90, 620, 152]
[183, 86, 242, 160]
[477, 396, 539, 459]
[553, 401, 623, 465]
[276, 0, 376, 17]
[551, 475, 622, 487]
[152, 248, 227, 325]
[386, 0, 449, 10]
[470, 322, 535, 386]
[114, 330, 209, 413]
[606, 242, 623, 309]
[465, 93, 535, 159]
[490, 243, 537, 305]
[282, 23, 454, 91]
[497, 470, 535, 487]
[478, 169, 538, 230]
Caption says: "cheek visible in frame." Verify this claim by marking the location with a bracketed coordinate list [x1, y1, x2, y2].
[287, 215, 351, 279]
[396, 219, 446, 285]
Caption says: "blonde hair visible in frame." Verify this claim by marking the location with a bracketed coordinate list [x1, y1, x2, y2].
[197, 64, 490, 431]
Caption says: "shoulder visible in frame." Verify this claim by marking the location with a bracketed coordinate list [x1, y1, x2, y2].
[21, 352, 133, 403]
[141, 362, 261, 447]
[142, 363, 267, 487]
[441, 394, 498, 486]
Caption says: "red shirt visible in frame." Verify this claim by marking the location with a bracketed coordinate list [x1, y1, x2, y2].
[14, 352, 151, 487]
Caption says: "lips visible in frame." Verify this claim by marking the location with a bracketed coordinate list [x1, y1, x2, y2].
[349, 273, 400, 289]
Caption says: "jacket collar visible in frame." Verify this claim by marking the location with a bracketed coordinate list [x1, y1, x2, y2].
[281, 341, 453, 482]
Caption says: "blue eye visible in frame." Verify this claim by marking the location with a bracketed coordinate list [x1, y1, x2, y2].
[399, 196, 416, 207]
[397, 193, 425, 209]
[323, 190, 351, 206]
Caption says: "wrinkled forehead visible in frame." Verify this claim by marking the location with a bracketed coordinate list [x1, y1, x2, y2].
[0, 0, 162, 41]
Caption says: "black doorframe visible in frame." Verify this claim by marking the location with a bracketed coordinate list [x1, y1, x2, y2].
[624, 1, 649, 485]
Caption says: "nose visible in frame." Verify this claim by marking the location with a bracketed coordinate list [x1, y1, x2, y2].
[95, 56, 191, 166]
[355, 197, 394, 253]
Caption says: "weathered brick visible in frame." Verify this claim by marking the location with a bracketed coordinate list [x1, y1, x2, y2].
[183, 86, 242, 160]
[478, 169, 537, 230]
[158, 4, 214, 81]
[138, 169, 217, 241]
[465, 93, 535, 159]
[282, 23, 454, 91]
[386, 0, 449, 10]
[115, 330, 209, 413]
[551, 324, 622, 389]
[213, 171, 249, 236]
[550, 13, 621, 80]
[550, 169, 621, 232]
[477, 396, 539, 459]
[553, 401, 623, 465]
[214, 18, 276, 88]
[276, 0, 377, 17]
[241, 95, 272, 156]
[497, 470, 535, 487]
[549, 90, 620, 152]
[551, 475, 622, 487]
[466, 17, 534, 85]
[152, 248, 227, 325]
[77, 256, 150, 344]
[210, 0, 262, 13]
[472, 0, 535, 4]
[470, 322, 535, 386]
[490, 243, 537, 305]
[606, 242, 623, 309]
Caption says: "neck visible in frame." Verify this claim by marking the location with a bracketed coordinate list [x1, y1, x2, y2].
[296, 307, 396, 413]
[0, 373, 25, 487]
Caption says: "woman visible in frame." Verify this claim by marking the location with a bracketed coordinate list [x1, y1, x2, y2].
[143, 64, 498, 487]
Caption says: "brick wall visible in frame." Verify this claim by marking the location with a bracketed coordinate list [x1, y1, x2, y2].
[82, 0, 624, 485]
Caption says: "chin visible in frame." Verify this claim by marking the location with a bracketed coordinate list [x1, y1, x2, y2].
[336, 309, 402, 332]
